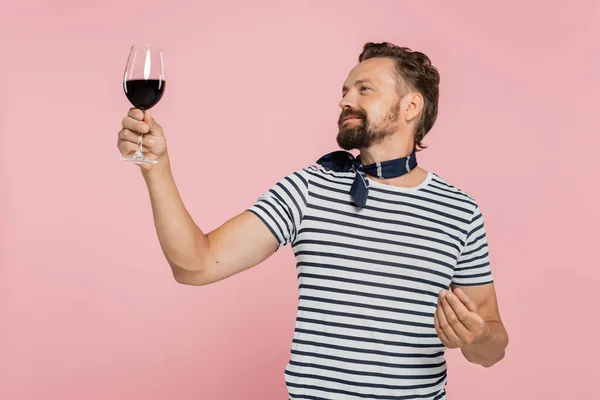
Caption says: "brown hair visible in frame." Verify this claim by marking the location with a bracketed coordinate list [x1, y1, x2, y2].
[359, 42, 440, 151]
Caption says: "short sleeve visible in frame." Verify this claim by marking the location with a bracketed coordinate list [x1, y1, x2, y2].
[247, 168, 310, 248]
[452, 206, 494, 286]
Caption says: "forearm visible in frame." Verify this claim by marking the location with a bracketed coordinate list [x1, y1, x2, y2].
[142, 153, 208, 275]
[461, 321, 508, 368]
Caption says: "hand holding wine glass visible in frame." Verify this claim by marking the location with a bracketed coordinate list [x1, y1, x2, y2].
[118, 108, 167, 170]
[118, 45, 167, 168]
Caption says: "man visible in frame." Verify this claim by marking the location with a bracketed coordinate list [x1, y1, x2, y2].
[117, 42, 509, 400]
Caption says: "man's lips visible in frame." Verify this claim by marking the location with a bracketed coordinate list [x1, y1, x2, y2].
[343, 116, 361, 122]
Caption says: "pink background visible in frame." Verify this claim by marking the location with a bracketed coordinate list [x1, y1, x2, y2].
[1, 1, 599, 399]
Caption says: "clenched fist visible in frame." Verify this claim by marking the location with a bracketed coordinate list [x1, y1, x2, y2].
[117, 108, 167, 170]
[434, 288, 490, 349]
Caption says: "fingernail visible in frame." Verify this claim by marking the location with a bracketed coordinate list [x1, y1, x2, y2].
[439, 290, 446, 297]
[148, 138, 155, 145]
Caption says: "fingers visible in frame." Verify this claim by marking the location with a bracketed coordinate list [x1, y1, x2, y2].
[441, 292, 471, 339]
[128, 107, 144, 121]
[453, 288, 478, 312]
[436, 292, 461, 348]
[434, 309, 451, 347]
[445, 289, 483, 333]
[143, 109, 153, 124]
[118, 128, 156, 147]
[143, 109, 163, 136]
[123, 108, 159, 133]
[122, 109, 163, 136]
[122, 115, 150, 134]
[118, 108, 166, 163]
[117, 139, 153, 157]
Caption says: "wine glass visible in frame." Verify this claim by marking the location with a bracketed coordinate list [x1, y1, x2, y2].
[120, 45, 166, 165]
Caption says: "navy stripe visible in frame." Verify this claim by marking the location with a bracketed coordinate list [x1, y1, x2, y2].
[294, 328, 443, 349]
[428, 182, 474, 201]
[454, 261, 490, 272]
[288, 360, 447, 380]
[299, 295, 433, 318]
[296, 259, 451, 287]
[457, 251, 489, 265]
[297, 272, 442, 299]
[259, 194, 290, 232]
[299, 284, 438, 309]
[294, 239, 455, 270]
[292, 339, 445, 358]
[251, 204, 285, 244]
[293, 170, 309, 195]
[291, 349, 446, 369]
[247, 209, 283, 246]
[295, 227, 456, 259]
[284, 370, 447, 391]
[271, 187, 295, 227]
[311, 177, 472, 216]
[288, 394, 330, 400]
[299, 216, 461, 252]
[305, 169, 353, 186]
[288, 383, 445, 400]
[451, 279, 494, 287]
[279, 179, 304, 222]
[310, 192, 469, 235]
[306, 204, 464, 245]
[421, 187, 476, 206]
[461, 241, 487, 257]
[430, 176, 474, 197]
[298, 306, 435, 329]
[454, 271, 492, 280]
[471, 210, 483, 223]
[433, 391, 446, 400]
[296, 317, 438, 339]
[370, 186, 472, 214]
[462, 233, 487, 252]
[466, 219, 484, 239]
[308, 168, 355, 182]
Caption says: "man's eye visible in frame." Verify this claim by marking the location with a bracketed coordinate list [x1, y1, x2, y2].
[360, 86, 371, 92]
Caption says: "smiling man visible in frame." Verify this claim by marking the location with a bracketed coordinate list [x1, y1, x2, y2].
[117, 42, 509, 399]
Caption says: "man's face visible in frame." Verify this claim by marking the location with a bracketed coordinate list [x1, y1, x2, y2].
[337, 57, 404, 151]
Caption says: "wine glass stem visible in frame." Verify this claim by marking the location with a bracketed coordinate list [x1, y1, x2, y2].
[136, 133, 143, 157]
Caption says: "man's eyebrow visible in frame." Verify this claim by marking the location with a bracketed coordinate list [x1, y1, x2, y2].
[342, 79, 374, 93]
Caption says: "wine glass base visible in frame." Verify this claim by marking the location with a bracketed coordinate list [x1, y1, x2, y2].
[120, 156, 158, 165]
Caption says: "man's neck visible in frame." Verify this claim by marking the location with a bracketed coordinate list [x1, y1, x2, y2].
[366, 165, 429, 188]
[358, 138, 428, 189]
[358, 137, 415, 165]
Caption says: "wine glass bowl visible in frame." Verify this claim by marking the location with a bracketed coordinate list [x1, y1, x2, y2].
[124, 79, 165, 111]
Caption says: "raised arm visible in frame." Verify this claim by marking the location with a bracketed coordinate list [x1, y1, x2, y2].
[145, 161, 279, 285]
[118, 108, 279, 285]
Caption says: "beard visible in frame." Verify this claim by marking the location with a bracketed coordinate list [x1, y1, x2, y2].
[336, 101, 401, 151]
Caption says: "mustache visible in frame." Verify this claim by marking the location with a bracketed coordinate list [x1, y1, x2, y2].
[338, 108, 367, 125]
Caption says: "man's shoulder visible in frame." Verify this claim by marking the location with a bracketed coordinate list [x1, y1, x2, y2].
[268, 164, 331, 189]
[428, 172, 479, 207]
[288, 164, 355, 182]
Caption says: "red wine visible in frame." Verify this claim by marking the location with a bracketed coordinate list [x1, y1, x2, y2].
[124, 79, 166, 110]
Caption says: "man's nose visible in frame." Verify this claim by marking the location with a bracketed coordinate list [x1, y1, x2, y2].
[339, 93, 357, 110]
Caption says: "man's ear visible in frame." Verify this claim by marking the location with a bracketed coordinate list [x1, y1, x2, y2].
[403, 92, 424, 123]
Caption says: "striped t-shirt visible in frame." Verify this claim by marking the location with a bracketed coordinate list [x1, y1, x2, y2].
[248, 164, 493, 400]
